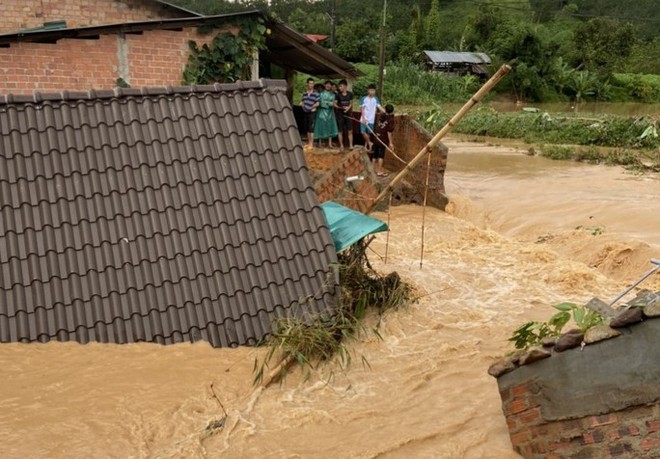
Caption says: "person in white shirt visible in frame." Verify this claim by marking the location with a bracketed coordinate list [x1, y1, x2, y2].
[360, 84, 385, 151]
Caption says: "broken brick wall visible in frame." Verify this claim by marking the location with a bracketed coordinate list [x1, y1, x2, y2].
[385, 115, 448, 210]
[496, 318, 660, 459]
[501, 380, 660, 458]
[313, 149, 380, 213]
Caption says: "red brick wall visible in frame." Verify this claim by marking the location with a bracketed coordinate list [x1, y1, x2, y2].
[312, 116, 449, 212]
[0, 0, 186, 34]
[0, 27, 217, 95]
[501, 380, 660, 458]
[385, 115, 448, 209]
[1, 37, 120, 94]
[314, 150, 381, 213]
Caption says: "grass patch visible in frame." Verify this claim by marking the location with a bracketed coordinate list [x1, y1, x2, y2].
[536, 144, 660, 171]
[424, 107, 660, 150]
[253, 240, 414, 385]
[613, 73, 660, 103]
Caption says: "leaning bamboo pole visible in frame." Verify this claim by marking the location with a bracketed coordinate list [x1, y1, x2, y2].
[257, 66, 512, 392]
[367, 64, 512, 213]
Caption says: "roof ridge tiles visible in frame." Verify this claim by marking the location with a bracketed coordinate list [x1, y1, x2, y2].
[0, 79, 286, 106]
[0, 223, 331, 265]
[0, 194, 320, 235]
[0, 211, 330, 254]
[1, 270, 335, 322]
[0, 141, 306, 182]
[1, 232, 333, 271]
[1, 293, 337, 346]
[1, 246, 333, 293]
[0, 166, 314, 207]
[2, 112, 297, 138]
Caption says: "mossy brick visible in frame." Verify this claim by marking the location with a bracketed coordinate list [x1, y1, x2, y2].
[619, 425, 641, 437]
[647, 420, 660, 433]
[519, 407, 542, 425]
[641, 435, 660, 451]
[510, 430, 532, 446]
[609, 442, 634, 457]
[513, 382, 531, 398]
[581, 430, 605, 445]
[591, 414, 617, 428]
[505, 399, 528, 416]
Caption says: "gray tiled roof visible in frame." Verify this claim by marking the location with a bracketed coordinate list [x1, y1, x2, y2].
[0, 80, 338, 347]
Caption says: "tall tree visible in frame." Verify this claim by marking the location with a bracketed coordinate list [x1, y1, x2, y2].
[424, 0, 441, 49]
[573, 18, 637, 74]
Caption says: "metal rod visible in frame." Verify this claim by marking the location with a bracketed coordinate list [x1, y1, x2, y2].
[377, 0, 387, 101]
[367, 64, 512, 213]
[384, 192, 393, 264]
[608, 258, 660, 308]
[419, 152, 432, 269]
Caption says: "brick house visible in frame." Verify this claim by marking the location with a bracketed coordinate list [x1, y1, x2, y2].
[0, 0, 199, 34]
[0, 0, 360, 96]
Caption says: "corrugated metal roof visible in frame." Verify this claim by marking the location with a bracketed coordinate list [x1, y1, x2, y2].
[0, 79, 339, 347]
[423, 51, 492, 65]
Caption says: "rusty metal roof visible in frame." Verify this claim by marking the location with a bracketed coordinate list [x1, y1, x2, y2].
[0, 79, 338, 347]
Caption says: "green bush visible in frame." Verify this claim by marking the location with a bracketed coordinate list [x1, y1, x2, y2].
[612, 73, 660, 103]
[293, 62, 482, 107]
[422, 108, 660, 149]
[376, 61, 481, 105]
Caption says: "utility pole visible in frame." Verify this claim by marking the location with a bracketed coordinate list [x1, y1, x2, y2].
[329, 0, 336, 51]
[377, 0, 387, 100]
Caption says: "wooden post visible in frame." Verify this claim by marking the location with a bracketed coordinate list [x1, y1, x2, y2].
[285, 68, 296, 104]
[250, 50, 260, 81]
[366, 64, 512, 213]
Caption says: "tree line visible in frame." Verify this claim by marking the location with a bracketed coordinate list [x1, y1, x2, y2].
[174, 0, 660, 102]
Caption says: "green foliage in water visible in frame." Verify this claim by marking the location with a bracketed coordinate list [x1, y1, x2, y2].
[509, 302, 606, 350]
[253, 240, 414, 385]
[423, 107, 660, 150]
[538, 145, 659, 171]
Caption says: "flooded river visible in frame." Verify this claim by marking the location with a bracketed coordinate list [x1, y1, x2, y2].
[1, 139, 659, 458]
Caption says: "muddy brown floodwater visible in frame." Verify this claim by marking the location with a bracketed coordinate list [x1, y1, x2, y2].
[1, 138, 659, 459]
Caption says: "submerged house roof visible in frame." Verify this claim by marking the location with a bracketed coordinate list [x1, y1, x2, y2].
[423, 51, 492, 65]
[0, 79, 338, 347]
[0, 11, 363, 80]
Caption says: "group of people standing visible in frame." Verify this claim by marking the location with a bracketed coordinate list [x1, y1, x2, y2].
[301, 78, 395, 177]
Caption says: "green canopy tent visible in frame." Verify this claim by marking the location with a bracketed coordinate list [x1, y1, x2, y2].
[320, 201, 388, 252]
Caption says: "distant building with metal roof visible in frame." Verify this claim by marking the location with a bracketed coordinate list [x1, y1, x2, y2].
[0, 79, 339, 347]
[423, 50, 492, 77]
